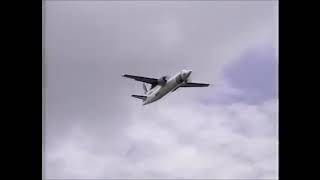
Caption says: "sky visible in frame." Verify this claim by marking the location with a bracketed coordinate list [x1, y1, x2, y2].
[43, 1, 278, 179]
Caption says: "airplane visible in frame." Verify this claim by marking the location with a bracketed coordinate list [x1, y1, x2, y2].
[122, 69, 210, 105]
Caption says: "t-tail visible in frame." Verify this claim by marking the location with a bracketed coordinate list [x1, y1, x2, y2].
[131, 84, 148, 104]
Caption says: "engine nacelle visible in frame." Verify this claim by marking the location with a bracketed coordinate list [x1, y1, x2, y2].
[157, 76, 167, 86]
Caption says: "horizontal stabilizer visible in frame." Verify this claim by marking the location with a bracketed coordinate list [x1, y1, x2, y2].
[131, 95, 147, 101]
[180, 82, 210, 87]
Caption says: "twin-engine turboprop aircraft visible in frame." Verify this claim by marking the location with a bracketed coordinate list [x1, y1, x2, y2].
[123, 69, 210, 105]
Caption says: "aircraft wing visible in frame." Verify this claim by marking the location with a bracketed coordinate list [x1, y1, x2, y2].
[180, 82, 210, 87]
[123, 74, 158, 85]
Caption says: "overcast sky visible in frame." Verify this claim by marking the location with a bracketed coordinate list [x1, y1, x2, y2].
[44, 1, 278, 179]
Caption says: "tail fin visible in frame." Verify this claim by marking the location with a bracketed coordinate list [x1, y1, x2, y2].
[142, 83, 148, 94]
[131, 95, 147, 101]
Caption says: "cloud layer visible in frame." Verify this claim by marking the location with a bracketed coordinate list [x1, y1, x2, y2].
[46, 99, 278, 179]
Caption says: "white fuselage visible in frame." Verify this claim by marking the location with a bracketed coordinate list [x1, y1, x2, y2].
[143, 70, 192, 105]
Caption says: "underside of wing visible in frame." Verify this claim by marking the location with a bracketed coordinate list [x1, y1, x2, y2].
[180, 82, 210, 87]
[123, 74, 158, 86]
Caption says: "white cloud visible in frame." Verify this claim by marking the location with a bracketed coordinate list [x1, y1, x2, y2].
[45, 98, 278, 179]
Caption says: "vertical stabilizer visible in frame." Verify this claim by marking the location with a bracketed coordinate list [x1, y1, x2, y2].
[142, 83, 148, 94]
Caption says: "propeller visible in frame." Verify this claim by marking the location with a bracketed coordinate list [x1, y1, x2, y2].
[162, 75, 171, 82]
[158, 75, 170, 86]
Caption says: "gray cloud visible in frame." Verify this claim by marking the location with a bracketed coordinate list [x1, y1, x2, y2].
[44, 1, 278, 179]
[199, 43, 278, 105]
[223, 44, 278, 103]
